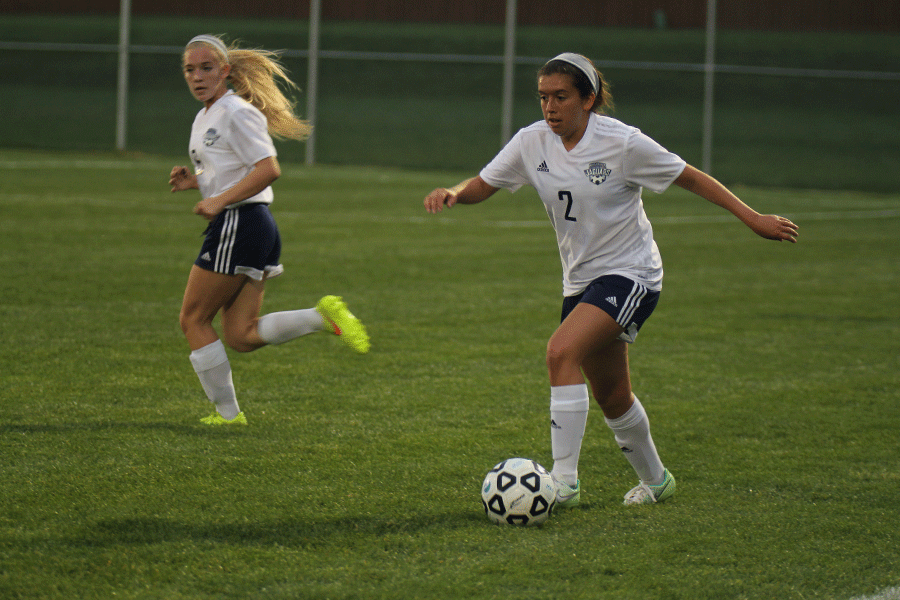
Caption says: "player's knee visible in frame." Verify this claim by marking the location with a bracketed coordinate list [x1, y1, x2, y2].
[546, 339, 579, 374]
[179, 305, 206, 337]
[179, 299, 220, 340]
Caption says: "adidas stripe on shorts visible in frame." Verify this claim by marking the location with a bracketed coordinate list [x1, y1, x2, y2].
[560, 274, 660, 343]
[195, 203, 283, 281]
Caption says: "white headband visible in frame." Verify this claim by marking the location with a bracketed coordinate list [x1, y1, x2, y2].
[547, 53, 599, 95]
[186, 34, 229, 59]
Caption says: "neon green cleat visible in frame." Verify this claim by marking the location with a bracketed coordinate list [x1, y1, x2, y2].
[200, 411, 248, 426]
[316, 295, 370, 354]
[623, 468, 676, 505]
[553, 478, 581, 508]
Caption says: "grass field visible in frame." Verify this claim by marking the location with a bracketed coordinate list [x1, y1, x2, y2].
[0, 148, 898, 599]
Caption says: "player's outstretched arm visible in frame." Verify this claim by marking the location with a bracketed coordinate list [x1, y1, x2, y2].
[674, 165, 799, 243]
[424, 176, 499, 214]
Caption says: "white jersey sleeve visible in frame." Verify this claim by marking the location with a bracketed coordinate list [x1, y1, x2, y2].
[623, 131, 685, 194]
[229, 103, 278, 168]
[478, 128, 531, 193]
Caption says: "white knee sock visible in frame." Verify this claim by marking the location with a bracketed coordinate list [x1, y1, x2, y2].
[189, 340, 240, 419]
[550, 384, 590, 487]
[257, 308, 324, 345]
[605, 396, 665, 485]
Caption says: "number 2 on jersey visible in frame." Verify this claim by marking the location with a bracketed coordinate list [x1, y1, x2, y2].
[558, 191, 577, 222]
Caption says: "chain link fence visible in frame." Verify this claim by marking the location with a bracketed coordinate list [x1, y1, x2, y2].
[1, 7, 898, 191]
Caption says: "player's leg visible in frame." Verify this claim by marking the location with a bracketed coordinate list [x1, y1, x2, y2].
[219, 275, 268, 353]
[226, 293, 371, 355]
[551, 274, 674, 505]
[224, 204, 369, 353]
[218, 278, 369, 353]
[256, 304, 328, 347]
[180, 265, 249, 422]
[547, 302, 625, 388]
[545, 302, 624, 504]
[581, 336, 674, 504]
[180, 265, 248, 351]
[224, 288, 370, 354]
[251, 294, 371, 354]
[580, 336, 633, 419]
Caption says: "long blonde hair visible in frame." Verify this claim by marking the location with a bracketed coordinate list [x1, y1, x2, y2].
[185, 36, 311, 141]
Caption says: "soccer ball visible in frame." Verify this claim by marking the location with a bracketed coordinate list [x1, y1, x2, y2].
[481, 458, 556, 526]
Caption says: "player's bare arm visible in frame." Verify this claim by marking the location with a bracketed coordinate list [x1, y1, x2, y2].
[424, 176, 499, 213]
[193, 156, 281, 220]
[674, 164, 799, 243]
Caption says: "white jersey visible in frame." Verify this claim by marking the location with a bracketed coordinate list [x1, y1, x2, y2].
[480, 113, 685, 295]
[188, 90, 277, 208]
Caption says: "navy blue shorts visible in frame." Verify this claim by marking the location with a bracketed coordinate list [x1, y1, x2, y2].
[195, 203, 283, 281]
[561, 275, 660, 343]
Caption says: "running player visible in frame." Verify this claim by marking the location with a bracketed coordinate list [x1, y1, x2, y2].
[423, 53, 798, 505]
[170, 34, 370, 425]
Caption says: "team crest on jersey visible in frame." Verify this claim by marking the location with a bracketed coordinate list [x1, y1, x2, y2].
[584, 162, 611, 185]
[203, 128, 220, 147]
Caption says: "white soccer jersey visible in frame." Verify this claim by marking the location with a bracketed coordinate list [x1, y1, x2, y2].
[188, 90, 277, 207]
[479, 113, 686, 296]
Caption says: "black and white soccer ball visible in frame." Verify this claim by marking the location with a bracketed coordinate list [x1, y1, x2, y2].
[481, 458, 556, 526]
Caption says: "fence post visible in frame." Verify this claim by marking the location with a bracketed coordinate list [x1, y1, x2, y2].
[701, 0, 717, 174]
[500, 0, 517, 146]
[305, 0, 321, 166]
[116, 0, 131, 153]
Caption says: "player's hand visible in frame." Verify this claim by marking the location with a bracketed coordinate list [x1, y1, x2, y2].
[751, 214, 799, 243]
[169, 166, 197, 192]
[193, 196, 225, 221]
[424, 188, 458, 213]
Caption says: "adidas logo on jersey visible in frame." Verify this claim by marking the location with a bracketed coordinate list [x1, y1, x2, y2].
[536, 161, 549, 173]
[200, 252, 212, 262]
[606, 296, 618, 307]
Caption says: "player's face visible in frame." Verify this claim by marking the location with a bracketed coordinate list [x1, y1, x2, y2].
[183, 47, 231, 107]
[538, 73, 595, 147]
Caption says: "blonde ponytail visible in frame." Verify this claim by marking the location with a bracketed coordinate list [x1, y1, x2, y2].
[227, 45, 311, 141]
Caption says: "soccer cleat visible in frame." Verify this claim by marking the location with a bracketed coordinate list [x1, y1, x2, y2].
[553, 477, 581, 508]
[316, 295, 370, 354]
[623, 468, 676, 505]
[200, 411, 248, 426]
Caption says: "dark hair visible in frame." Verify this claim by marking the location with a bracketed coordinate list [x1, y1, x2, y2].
[538, 58, 614, 114]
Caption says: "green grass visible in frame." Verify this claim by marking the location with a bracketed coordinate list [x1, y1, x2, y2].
[1, 16, 899, 191]
[0, 149, 899, 599]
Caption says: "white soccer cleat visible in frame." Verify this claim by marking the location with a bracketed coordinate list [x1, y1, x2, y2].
[623, 469, 676, 505]
[552, 476, 581, 508]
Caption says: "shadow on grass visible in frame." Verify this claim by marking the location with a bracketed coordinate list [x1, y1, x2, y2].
[0, 421, 232, 436]
[75, 512, 486, 549]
